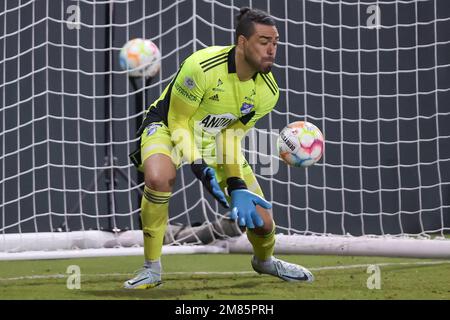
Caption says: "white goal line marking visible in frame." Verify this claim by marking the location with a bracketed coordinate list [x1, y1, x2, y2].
[0, 260, 449, 282]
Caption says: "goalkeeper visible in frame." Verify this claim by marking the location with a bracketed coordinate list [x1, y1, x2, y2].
[125, 7, 314, 289]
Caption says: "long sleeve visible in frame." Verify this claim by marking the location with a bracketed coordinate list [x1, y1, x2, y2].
[168, 93, 203, 163]
[216, 119, 253, 179]
[167, 57, 206, 164]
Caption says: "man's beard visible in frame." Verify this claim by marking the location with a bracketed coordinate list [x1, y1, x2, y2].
[244, 50, 272, 74]
[260, 64, 272, 74]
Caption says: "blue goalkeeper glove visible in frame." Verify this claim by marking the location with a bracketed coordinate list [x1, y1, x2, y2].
[227, 177, 272, 229]
[191, 160, 229, 209]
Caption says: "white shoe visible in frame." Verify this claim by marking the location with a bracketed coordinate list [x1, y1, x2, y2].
[123, 267, 162, 289]
[251, 256, 314, 282]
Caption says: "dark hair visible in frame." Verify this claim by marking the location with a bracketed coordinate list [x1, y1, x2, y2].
[235, 7, 276, 43]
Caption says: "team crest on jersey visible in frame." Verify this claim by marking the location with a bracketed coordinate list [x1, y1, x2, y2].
[146, 123, 162, 136]
[183, 76, 195, 90]
[240, 103, 254, 115]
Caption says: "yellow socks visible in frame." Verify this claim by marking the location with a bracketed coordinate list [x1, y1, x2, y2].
[141, 186, 171, 261]
[246, 224, 276, 262]
[141, 185, 275, 263]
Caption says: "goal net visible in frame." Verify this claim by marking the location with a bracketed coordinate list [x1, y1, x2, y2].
[1, 0, 449, 260]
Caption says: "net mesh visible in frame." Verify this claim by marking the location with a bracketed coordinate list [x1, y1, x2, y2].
[1, 0, 449, 249]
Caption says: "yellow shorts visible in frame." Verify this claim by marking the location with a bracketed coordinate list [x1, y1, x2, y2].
[139, 121, 182, 170]
[136, 121, 264, 197]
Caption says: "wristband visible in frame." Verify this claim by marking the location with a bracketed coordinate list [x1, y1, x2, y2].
[226, 177, 248, 194]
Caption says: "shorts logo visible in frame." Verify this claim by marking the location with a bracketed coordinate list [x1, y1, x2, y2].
[240, 103, 254, 115]
[146, 123, 162, 136]
[184, 76, 195, 90]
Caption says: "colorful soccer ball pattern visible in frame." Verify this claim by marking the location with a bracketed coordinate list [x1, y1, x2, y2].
[277, 121, 324, 167]
[119, 38, 161, 77]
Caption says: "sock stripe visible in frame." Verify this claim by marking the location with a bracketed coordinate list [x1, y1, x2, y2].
[262, 228, 275, 239]
[143, 188, 171, 204]
[144, 193, 170, 204]
[144, 187, 171, 197]
[144, 190, 170, 200]
[249, 224, 276, 239]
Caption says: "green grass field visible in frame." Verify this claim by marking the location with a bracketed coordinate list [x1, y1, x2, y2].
[0, 254, 449, 300]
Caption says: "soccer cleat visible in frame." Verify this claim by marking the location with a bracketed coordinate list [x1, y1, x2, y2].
[251, 256, 314, 283]
[123, 268, 162, 289]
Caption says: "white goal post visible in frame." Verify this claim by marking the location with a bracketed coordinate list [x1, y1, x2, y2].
[1, 0, 450, 261]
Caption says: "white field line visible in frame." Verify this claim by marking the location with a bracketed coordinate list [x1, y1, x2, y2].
[0, 260, 449, 282]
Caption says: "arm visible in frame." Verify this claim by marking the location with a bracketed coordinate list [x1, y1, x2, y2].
[217, 114, 272, 228]
[167, 59, 205, 164]
[167, 92, 202, 164]
[167, 58, 229, 208]
[216, 118, 252, 180]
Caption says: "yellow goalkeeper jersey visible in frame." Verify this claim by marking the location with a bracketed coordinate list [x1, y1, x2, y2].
[140, 45, 279, 178]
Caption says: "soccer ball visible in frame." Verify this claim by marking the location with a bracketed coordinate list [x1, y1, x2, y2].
[119, 38, 161, 77]
[277, 121, 324, 167]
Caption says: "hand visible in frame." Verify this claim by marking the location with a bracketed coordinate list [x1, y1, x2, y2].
[191, 161, 229, 208]
[229, 189, 272, 229]
[201, 167, 230, 208]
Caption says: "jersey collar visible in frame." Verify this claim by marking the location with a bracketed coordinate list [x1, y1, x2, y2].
[227, 46, 237, 73]
[227, 46, 259, 81]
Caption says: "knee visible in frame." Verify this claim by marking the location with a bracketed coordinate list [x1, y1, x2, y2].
[251, 206, 274, 236]
[252, 219, 274, 236]
[143, 154, 176, 192]
[145, 173, 176, 192]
